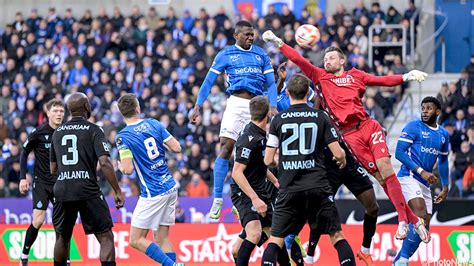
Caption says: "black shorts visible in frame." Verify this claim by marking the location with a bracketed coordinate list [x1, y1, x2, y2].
[264, 178, 279, 203]
[32, 182, 54, 210]
[231, 185, 272, 229]
[271, 187, 341, 238]
[325, 143, 373, 197]
[53, 196, 113, 239]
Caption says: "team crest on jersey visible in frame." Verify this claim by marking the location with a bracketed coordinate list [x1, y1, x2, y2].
[45, 135, 49, 140]
[441, 137, 445, 144]
[230, 55, 240, 61]
[255, 55, 261, 61]
[368, 162, 375, 168]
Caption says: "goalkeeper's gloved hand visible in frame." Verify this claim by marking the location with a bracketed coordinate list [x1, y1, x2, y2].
[262, 30, 284, 48]
[403, 70, 428, 82]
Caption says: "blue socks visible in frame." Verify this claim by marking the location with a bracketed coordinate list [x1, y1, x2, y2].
[284, 234, 296, 250]
[393, 224, 422, 264]
[145, 243, 174, 266]
[166, 252, 176, 262]
[213, 157, 229, 198]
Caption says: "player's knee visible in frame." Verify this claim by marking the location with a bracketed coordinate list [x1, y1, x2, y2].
[375, 158, 394, 177]
[129, 236, 144, 250]
[32, 217, 44, 228]
[218, 140, 234, 159]
[32, 211, 46, 228]
[245, 222, 262, 244]
[246, 229, 262, 244]
[366, 201, 379, 217]
[329, 231, 345, 245]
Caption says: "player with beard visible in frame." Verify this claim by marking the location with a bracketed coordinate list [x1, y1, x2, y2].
[50, 93, 124, 266]
[262, 31, 430, 244]
[392, 97, 450, 265]
[19, 99, 66, 266]
[275, 61, 379, 265]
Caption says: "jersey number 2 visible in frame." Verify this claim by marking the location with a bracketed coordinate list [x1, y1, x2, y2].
[61, 135, 78, 165]
[281, 123, 318, 156]
[144, 137, 160, 159]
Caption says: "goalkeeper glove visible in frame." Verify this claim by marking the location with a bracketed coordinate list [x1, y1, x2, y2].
[403, 70, 428, 82]
[262, 30, 284, 48]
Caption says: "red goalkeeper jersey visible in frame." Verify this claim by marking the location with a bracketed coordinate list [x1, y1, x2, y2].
[281, 44, 404, 130]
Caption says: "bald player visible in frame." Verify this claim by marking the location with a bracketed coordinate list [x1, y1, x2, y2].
[50, 93, 124, 266]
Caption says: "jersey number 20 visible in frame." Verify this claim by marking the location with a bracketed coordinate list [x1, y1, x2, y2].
[281, 123, 318, 156]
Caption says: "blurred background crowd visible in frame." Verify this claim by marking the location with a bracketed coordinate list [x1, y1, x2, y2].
[0, 1, 472, 200]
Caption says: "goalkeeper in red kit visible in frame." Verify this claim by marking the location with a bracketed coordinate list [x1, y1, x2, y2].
[262, 30, 431, 245]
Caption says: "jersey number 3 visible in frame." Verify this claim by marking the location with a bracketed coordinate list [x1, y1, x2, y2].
[281, 123, 318, 156]
[61, 135, 78, 165]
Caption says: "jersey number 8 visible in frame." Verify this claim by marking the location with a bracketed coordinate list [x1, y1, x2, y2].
[281, 123, 318, 156]
[144, 137, 160, 159]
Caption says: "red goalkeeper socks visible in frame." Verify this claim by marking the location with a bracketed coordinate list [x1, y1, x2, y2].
[382, 174, 408, 223]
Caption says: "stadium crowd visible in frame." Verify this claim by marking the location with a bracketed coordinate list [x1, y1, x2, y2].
[0, 1, 472, 199]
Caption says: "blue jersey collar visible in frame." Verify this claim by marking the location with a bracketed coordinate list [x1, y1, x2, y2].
[234, 44, 253, 51]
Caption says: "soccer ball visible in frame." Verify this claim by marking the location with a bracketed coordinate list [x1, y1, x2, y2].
[295, 24, 320, 48]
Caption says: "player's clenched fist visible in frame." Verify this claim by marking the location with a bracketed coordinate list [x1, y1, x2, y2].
[19, 179, 29, 194]
[114, 191, 125, 209]
[252, 197, 268, 217]
[190, 105, 201, 124]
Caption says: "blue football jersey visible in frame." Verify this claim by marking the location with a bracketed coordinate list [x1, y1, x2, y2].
[396, 120, 450, 187]
[210, 44, 274, 96]
[116, 119, 176, 198]
[277, 82, 316, 112]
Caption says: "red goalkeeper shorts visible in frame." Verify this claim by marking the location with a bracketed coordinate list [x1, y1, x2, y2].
[342, 118, 390, 174]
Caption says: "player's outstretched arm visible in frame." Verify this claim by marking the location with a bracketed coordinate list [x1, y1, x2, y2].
[191, 51, 226, 124]
[164, 137, 182, 153]
[363, 69, 428, 87]
[327, 142, 346, 169]
[232, 162, 267, 216]
[262, 30, 325, 81]
[99, 155, 124, 209]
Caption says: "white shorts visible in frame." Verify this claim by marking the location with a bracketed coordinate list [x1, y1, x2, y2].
[131, 188, 178, 230]
[219, 95, 251, 141]
[398, 176, 433, 214]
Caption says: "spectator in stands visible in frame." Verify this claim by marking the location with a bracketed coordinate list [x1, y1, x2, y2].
[365, 97, 385, 126]
[453, 141, 474, 197]
[350, 25, 368, 55]
[386, 6, 402, 25]
[280, 5, 296, 27]
[404, 0, 419, 26]
[264, 5, 279, 25]
[467, 105, 474, 128]
[186, 173, 209, 197]
[0, 177, 9, 198]
[369, 2, 385, 23]
[352, 0, 369, 21]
